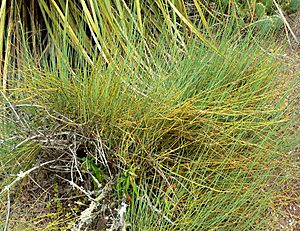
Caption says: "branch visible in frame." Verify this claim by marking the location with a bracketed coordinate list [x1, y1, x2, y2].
[0, 159, 57, 196]
[71, 181, 113, 231]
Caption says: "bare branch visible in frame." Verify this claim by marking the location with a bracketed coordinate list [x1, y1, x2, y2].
[56, 175, 94, 201]
[273, 0, 299, 44]
[0, 90, 27, 128]
[71, 181, 113, 231]
[0, 159, 57, 196]
[4, 192, 10, 231]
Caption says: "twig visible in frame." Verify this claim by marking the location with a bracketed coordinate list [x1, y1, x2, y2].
[45, 108, 78, 125]
[0, 90, 26, 128]
[0, 135, 24, 144]
[0, 159, 57, 196]
[28, 175, 50, 195]
[107, 199, 128, 231]
[142, 193, 175, 225]
[71, 181, 113, 231]
[94, 135, 112, 179]
[4, 192, 10, 231]
[14, 134, 44, 149]
[273, 0, 299, 44]
[56, 175, 94, 201]
[69, 137, 84, 182]
[0, 104, 44, 111]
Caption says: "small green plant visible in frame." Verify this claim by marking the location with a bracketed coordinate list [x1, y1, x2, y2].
[289, 0, 300, 12]
[270, 14, 284, 28]
[54, 183, 63, 214]
[116, 165, 139, 201]
[253, 1, 284, 32]
[256, 2, 267, 18]
[261, 0, 273, 9]
[257, 14, 284, 33]
[81, 157, 109, 188]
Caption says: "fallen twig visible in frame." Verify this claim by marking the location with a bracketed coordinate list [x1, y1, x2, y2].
[4, 192, 10, 231]
[273, 0, 299, 44]
[107, 200, 128, 231]
[0, 159, 57, 197]
[142, 193, 175, 225]
[56, 175, 94, 201]
[71, 181, 113, 231]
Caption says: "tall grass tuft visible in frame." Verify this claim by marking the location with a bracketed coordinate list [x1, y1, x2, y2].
[0, 1, 298, 230]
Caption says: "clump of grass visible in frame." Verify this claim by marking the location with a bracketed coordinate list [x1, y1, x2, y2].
[0, 1, 298, 230]
[2, 24, 297, 230]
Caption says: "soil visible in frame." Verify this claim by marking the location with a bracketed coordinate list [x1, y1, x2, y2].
[273, 9, 300, 230]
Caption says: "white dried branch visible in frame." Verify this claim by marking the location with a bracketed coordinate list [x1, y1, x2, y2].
[0, 91, 21, 122]
[5, 130, 72, 150]
[0, 103, 44, 111]
[4, 192, 10, 231]
[94, 137, 112, 179]
[56, 175, 94, 202]
[68, 137, 84, 182]
[273, 0, 299, 44]
[0, 135, 24, 144]
[14, 134, 44, 149]
[107, 200, 128, 231]
[0, 90, 27, 128]
[45, 108, 78, 125]
[142, 193, 175, 225]
[71, 182, 112, 231]
[0, 159, 57, 196]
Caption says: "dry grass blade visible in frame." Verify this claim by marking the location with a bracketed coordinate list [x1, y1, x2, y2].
[79, 0, 109, 63]
[273, 0, 299, 44]
[167, 0, 221, 56]
[135, 0, 143, 33]
[2, 1, 14, 93]
[38, 0, 94, 65]
[0, 0, 7, 77]
[193, 0, 213, 37]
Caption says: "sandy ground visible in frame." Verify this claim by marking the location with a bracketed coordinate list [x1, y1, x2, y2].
[274, 9, 300, 230]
